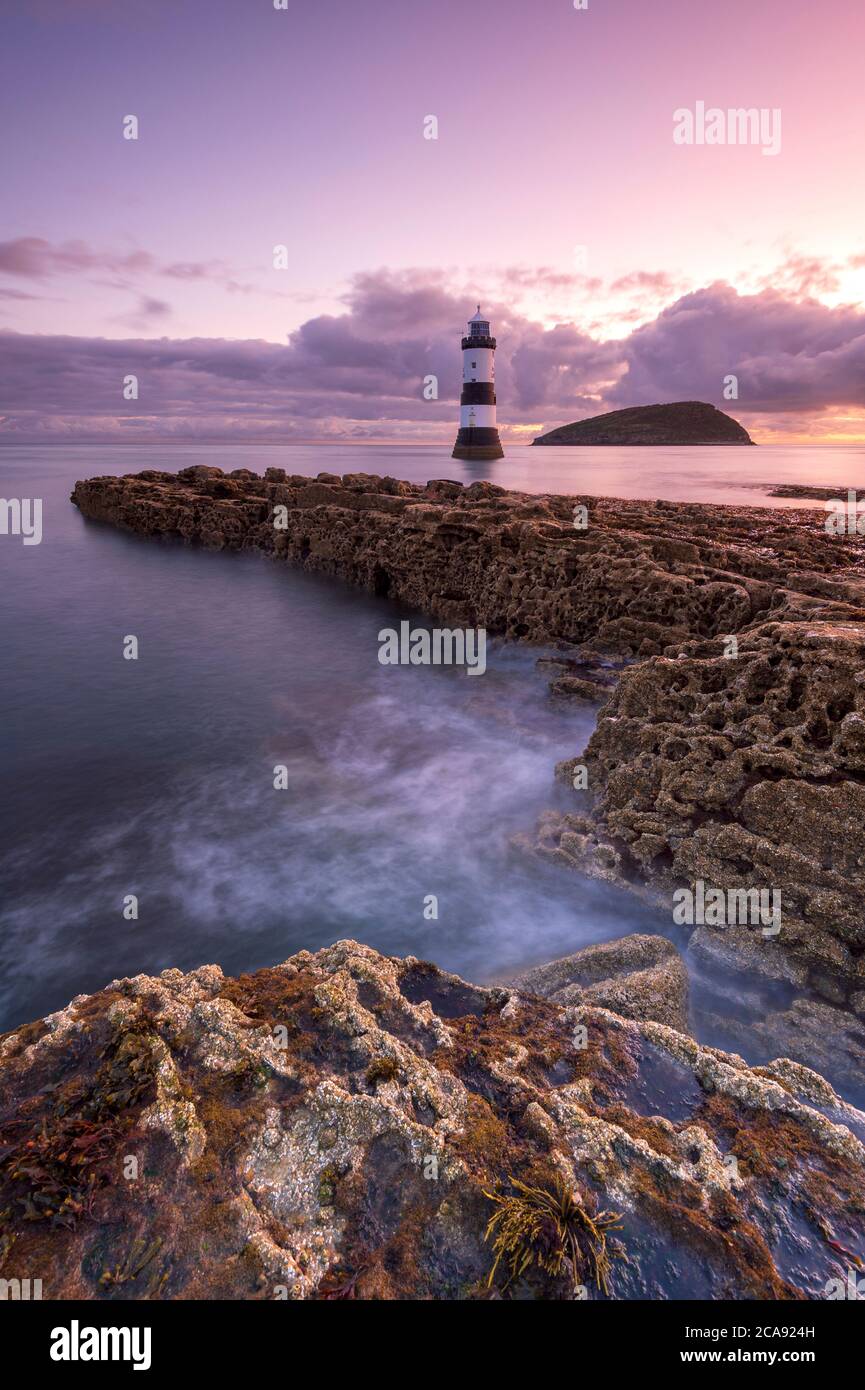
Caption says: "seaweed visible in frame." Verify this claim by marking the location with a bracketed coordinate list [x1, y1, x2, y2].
[0, 1021, 160, 1229]
[483, 1175, 622, 1297]
[365, 1057, 400, 1087]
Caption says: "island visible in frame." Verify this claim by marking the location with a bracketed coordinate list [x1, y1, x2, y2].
[532, 400, 754, 446]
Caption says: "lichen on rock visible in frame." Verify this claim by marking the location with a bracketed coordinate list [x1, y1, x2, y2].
[1, 940, 862, 1300]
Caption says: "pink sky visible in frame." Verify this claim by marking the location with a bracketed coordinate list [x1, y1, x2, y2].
[1, 0, 864, 442]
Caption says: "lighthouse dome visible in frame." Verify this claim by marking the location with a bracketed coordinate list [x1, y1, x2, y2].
[467, 305, 490, 336]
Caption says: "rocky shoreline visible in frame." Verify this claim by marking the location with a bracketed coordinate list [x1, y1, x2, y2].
[2, 938, 864, 1299]
[72, 465, 865, 994]
[11, 462, 855, 1298]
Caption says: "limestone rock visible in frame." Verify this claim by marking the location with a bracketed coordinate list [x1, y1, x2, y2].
[553, 621, 865, 989]
[508, 934, 690, 1034]
[1, 941, 862, 1300]
[70, 468, 865, 985]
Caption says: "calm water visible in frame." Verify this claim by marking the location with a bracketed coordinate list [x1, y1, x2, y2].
[27, 439, 855, 506]
[2, 443, 863, 1107]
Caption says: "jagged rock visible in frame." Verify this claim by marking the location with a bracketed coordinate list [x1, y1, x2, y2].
[1, 942, 863, 1300]
[70, 468, 865, 985]
[767, 484, 865, 502]
[690, 924, 810, 990]
[70, 469, 865, 656]
[538, 650, 623, 703]
[701, 995, 865, 1109]
[507, 934, 690, 1034]
[547, 621, 865, 989]
[548, 675, 609, 704]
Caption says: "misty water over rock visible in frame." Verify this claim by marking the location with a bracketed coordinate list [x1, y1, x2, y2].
[0, 448, 654, 1032]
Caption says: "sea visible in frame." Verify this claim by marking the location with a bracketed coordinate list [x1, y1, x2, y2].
[2, 441, 863, 1102]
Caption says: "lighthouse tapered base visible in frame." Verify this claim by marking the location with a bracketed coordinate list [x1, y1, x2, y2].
[451, 427, 504, 461]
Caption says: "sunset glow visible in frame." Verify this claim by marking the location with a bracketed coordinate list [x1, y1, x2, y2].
[1, 0, 864, 441]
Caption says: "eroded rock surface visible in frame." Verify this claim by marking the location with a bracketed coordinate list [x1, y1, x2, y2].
[546, 620, 865, 992]
[71, 467, 865, 653]
[71, 468, 865, 983]
[507, 933, 690, 1034]
[1, 942, 863, 1300]
[767, 484, 865, 502]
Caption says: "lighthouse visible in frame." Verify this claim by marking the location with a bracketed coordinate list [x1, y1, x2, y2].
[452, 306, 504, 460]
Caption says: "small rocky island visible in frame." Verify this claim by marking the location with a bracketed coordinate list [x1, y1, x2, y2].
[532, 400, 753, 446]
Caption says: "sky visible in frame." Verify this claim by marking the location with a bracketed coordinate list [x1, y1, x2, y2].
[1, 0, 864, 443]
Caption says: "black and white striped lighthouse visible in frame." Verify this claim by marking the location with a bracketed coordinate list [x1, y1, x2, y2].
[452, 306, 504, 460]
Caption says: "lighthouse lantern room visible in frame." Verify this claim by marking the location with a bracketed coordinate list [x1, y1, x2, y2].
[451, 306, 504, 460]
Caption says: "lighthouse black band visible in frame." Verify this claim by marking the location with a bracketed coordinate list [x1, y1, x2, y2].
[460, 383, 496, 406]
[461, 335, 497, 350]
[453, 427, 502, 448]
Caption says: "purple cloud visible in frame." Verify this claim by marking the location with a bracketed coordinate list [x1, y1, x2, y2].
[611, 283, 865, 413]
[0, 237, 155, 279]
[1, 271, 863, 442]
